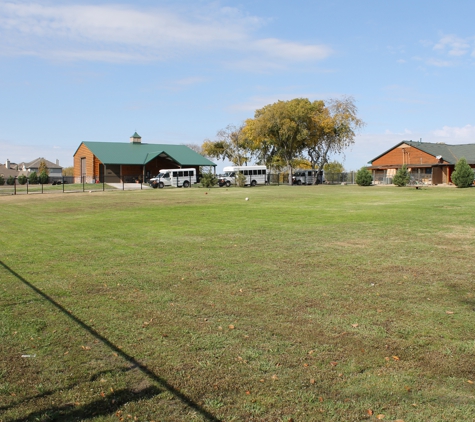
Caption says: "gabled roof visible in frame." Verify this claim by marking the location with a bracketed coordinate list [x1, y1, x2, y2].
[0, 164, 28, 178]
[75, 142, 215, 166]
[369, 141, 475, 165]
[23, 157, 62, 169]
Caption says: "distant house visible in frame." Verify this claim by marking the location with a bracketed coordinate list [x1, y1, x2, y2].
[19, 158, 63, 181]
[0, 160, 22, 180]
[73, 133, 216, 183]
[368, 141, 475, 184]
[1, 158, 61, 181]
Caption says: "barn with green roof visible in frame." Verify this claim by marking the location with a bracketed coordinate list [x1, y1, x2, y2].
[368, 140, 475, 185]
[73, 133, 215, 183]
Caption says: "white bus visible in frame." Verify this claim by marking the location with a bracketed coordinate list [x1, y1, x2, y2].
[292, 169, 324, 185]
[219, 165, 268, 187]
[149, 168, 197, 188]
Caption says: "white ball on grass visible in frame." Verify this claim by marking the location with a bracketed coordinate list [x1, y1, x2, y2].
[245, 197, 249, 201]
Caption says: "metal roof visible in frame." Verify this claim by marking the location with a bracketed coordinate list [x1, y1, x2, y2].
[75, 142, 216, 166]
[369, 141, 475, 165]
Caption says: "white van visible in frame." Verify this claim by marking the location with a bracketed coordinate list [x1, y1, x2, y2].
[149, 168, 197, 188]
[219, 165, 268, 187]
[292, 169, 324, 185]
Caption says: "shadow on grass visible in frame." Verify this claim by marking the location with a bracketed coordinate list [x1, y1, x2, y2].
[12, 386, 161, 422]
[0, 260, 221, 422]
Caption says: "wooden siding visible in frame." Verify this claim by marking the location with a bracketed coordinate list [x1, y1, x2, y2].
[73, 143, 102, 182]
[372, 144, 445, 166]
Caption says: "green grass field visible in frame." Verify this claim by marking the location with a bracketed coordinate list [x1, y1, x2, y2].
[1, 185, 475, 421]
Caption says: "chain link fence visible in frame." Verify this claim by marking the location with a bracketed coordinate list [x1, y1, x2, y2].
[0, 171, 359, 196]
[0, 175, 152, 196]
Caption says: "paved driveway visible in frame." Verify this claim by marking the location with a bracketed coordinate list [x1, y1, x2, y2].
[108, 183, 151, 190]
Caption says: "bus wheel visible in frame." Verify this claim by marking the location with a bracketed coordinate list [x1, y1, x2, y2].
[251, 180, 257, 187]
[297, 180, 302, 185]
[151, 182, 158, 189]
[183, 181, 190, 188]
[226, 181, 231, 187]
[158, 182, 164, 189]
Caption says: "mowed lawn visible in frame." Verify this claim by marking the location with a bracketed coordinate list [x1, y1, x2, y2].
[1, 185, 475, 422]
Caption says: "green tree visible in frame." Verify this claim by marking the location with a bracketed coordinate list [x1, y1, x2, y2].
[29, 171, 38, 184]
[393, 165, 410, 187]
[200, 172, 218, 188]
[235, 171, 247, 187]
[324, 161, 345, 183]
[356, 167, 372, 186]
[244, 98, 325, 184]
[6, 175, 15, 185]
[38, 159, 49, 175]
[451, 157, 474, 188]
[17, 175, 27, 185]
[306, 97, 365, 184]
[202, 124, 250, 166]
[0, 176, 4, 185]
[39, 171, 49, 184]
[62, 166, 74, 176]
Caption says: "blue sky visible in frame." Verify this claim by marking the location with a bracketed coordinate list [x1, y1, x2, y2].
[2, 0, 475, 170]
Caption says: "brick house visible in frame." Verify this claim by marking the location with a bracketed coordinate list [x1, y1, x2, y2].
[368, 141, 475, 185]
[73, 133, 216, 183]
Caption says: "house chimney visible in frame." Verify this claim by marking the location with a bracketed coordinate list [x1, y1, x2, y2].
[130, 132, 142, 144]
[6, 159, 10, 169]
[56, 159, 59, 166]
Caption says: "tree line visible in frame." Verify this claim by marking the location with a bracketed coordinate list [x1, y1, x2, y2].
[201, 96, 365, 184]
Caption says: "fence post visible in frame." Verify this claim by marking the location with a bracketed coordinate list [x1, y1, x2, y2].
[14, 177, 17, 195]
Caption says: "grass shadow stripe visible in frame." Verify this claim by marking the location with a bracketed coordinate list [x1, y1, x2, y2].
[0, 260, 221, 422]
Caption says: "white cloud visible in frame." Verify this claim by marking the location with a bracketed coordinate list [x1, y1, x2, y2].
[425, 58, 453, 67]
[433, 34, 471, 56]
[252, 38, 332, 61]
[155, 76, 207, 92]
[432, 124, 475, 139]
[0, 2, 332, 67]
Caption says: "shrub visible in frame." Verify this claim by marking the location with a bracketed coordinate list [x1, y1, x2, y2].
[200, 172, 218, 188]
[29, 172, 38, 184]
[236, 172, 247, 187]
[451, 157, 474, 188]
[39, 170, 49, 184]
[0, 176, 4, 185]
[393, 165, 410, 187]
[356, 167, 372, 186]
[6, 176, 15, 185]
[17, 175, 27, 185]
